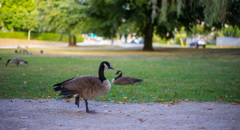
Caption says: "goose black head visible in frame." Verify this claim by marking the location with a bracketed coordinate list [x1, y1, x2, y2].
[101, 61, 114, 70]
[115, 70, 122, 75]
[6, 59, 11, 66]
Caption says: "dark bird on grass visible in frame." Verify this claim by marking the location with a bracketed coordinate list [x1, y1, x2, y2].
[112, 70, 143, 85]
[6, 58, 28, 67]
[40, 50, 44, 54]
[15, 50, 18, 53]
[0, 57, 2, 60]
[53, 61, 114, 114]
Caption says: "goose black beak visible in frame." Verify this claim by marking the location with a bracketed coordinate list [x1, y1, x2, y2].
[109, 66, 114, 70]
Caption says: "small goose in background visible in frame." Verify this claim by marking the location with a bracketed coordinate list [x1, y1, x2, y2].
[6, 58, 28, 67]
[112, 70, 143, 85]
[53, 61, 114, 114]
[40, 50, 44, 54]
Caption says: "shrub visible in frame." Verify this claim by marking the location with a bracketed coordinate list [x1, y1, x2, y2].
[0, 31, 84, 42]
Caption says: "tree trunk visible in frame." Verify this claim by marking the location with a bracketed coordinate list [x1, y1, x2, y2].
[73, 35, 76, 45]
[143, 23, 154, 51]
[68, 34, 72, 46]
[68, 34, 77, 46]
[28, 30, 31, 41]
[59, 33, 63, 41]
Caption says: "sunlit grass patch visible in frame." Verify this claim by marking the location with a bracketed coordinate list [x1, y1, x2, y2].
[0, 47, 240, 104]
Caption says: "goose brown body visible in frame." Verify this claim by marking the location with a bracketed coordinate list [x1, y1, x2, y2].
[53, 61, 114, 113]
[56, 75, 111, 100]
[6, 58, 28, 67]
[112, 70, 143, 85]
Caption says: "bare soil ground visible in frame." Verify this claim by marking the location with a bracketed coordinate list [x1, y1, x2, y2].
[0, 99, 239, 130]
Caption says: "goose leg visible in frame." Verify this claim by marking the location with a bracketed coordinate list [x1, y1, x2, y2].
[75, 97, 80, 108]
[84, 99, 96, 114]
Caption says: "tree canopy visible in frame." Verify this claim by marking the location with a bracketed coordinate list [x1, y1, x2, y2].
[85, 0, 239, 50]
[36, 0, 86, 46]
[1, 0, 239, 50]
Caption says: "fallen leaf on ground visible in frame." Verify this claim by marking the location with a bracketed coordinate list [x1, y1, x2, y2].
[171, 102, 174, 105]
[108, 110, 112, 112]
[77, 110, 82, 112]
[104, 105, 108, 107]
[219, 96, 223, 99]
[126, 115, 130, 116]
[10, 100, 15, 102]
[185, 99, 189, 102]
[19, 116, 27, 119]
[70, 98, 74, 100]
[199, 127, 206, 129]
[58, 124, 62, 126]
[138, 118, 144, 123]
[123, 97, 128, 99]
[146, 110, 149, 112]
[207, 108, 213, 110]
[119, 102, 125, 104]
[40, 100, 44, 103]
[232, 102, 237, 105]
[65, 99, 70, 102]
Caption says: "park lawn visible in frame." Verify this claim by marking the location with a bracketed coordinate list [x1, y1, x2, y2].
[0, 47, 240, 104]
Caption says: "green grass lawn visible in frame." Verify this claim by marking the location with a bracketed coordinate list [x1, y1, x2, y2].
[0, 46, 240, 104]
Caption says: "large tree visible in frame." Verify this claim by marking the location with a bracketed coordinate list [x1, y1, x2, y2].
[0, 0, 37, 33]
[86, 0, 238, 51]
[37, 0, 86, 46]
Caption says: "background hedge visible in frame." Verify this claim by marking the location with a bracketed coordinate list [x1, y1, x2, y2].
[0, 31, 84, 42]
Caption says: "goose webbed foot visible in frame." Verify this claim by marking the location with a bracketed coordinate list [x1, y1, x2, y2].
[86, 110, 97, 114]
[84, 99, 97, 114]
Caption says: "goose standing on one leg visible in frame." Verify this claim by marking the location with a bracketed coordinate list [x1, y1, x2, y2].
[6, 58, 28, 67]
[112, 70, 143, 85]
[53, 61, 114, 114]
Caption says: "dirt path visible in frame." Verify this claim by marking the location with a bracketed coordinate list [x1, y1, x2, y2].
[0, 99, 239, 130]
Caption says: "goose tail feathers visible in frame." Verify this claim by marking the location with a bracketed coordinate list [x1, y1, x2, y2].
[53, 78, 75, 98]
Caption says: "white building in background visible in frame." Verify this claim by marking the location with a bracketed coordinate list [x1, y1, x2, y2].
[216, 36, 240, 47]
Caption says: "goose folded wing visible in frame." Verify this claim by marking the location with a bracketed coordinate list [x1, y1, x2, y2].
[63, 75, 104, 92]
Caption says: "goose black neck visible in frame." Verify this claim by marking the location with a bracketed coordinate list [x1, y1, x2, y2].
[115, 72, 122, 80]
[98, 63, 106, 82]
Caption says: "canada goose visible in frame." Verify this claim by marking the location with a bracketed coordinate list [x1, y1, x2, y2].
[6, 58, 28, 67]
[53, 61, 114, 114]
[40, 50, 44, 54]
[112, 70, 143, 85]
[19, 49, 28, 54]
[14, 50, 18, 53]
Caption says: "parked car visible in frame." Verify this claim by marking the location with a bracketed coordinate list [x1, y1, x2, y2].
[189, 39, 207, 48]
[131, 38, 144, 44]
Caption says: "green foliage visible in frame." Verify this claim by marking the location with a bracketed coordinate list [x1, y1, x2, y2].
[222, 26, 240, 38]
[0, 48, 239, 103]
[0, 0, 36, 30]
[0, 32, 84, 42]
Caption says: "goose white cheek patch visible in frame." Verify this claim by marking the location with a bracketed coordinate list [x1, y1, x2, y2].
[104, 63, 108, 69]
